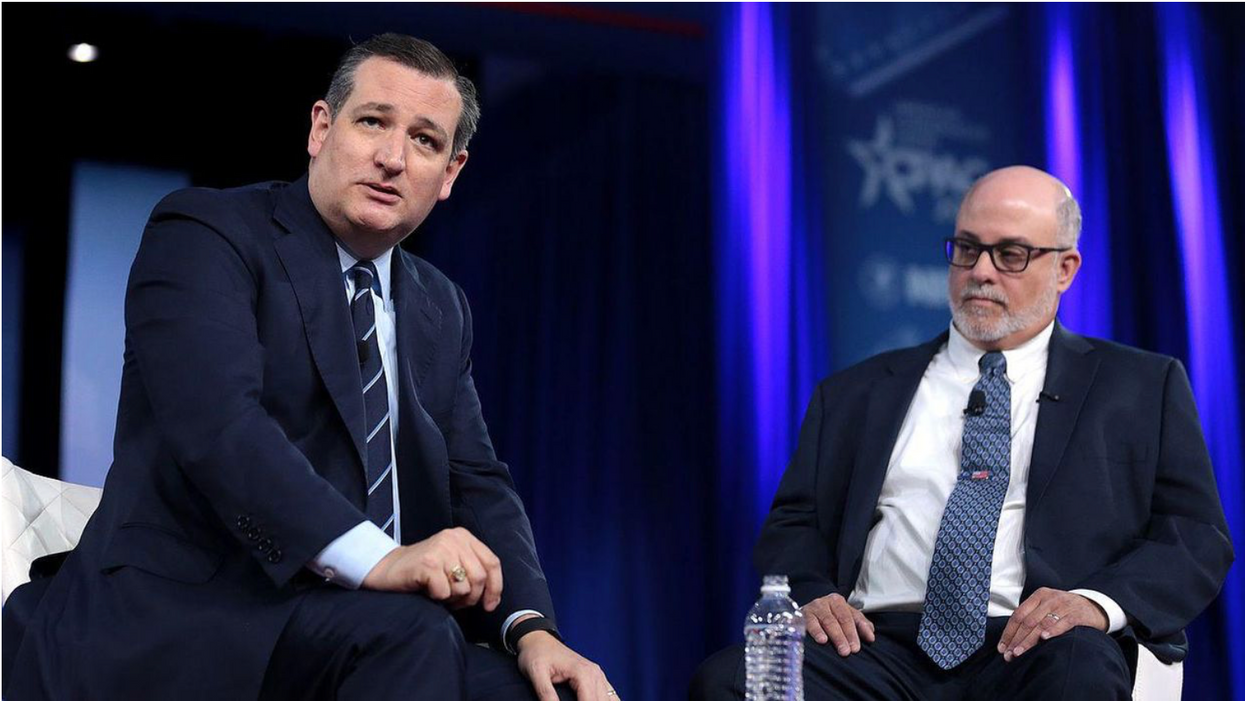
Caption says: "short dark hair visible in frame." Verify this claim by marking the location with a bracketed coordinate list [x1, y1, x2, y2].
[325, 33, 480, 155]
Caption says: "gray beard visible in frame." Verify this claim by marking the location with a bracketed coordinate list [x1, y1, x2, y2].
[949, 277, 1058, 344]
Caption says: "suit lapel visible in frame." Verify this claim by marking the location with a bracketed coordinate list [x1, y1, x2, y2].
[1025, 321, 1098, 513]
[838, 334, 945, 583]
[391, 252, 443, 393]
[271, 177, 367, 470]
[390, 250, 451, 542]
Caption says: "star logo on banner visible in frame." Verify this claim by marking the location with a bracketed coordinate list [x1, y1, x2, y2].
[847, 117, 919, 213]
[846, 116, 991, 218]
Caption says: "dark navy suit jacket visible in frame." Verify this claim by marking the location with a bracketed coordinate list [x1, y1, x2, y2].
[9, 177, 553, 698]
[755, 324, 1233, 665]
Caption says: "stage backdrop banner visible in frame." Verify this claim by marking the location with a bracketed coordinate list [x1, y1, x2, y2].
[809, 4, 1035, 368]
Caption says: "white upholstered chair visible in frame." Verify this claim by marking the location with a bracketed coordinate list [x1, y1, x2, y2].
[1133, 645, 1183, 701]
[1, 457, 102, 604]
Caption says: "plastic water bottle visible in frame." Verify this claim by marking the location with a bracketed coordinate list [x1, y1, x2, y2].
[744, 575, 805, 701]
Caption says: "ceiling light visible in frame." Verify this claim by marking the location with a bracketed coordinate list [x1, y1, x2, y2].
[68, 43, 99, 63]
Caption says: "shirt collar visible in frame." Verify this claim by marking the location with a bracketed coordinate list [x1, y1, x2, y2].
[336, 244, 394, 303]
[946, 319, 1055, 382]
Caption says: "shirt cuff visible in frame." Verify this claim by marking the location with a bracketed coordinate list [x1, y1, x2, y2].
[1070, 589, 1127, 633]
[501, 609, 544, 653]
[307, 521, 399, 590]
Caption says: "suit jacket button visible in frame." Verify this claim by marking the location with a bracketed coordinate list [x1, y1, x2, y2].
[267, 550, 283, 564]
[237, 515, 251, 529]
[257, 538, 273, 553]
[247, 526, 261, 541]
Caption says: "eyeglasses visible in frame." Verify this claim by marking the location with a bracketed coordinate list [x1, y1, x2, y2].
[943, 237, 1070, 273]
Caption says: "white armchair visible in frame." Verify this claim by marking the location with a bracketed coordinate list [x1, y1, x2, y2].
[1, 457, 102, 604]
[1133, 644, 1183, 701]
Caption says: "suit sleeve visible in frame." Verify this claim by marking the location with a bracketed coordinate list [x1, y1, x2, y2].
[754, 383, 841, 606]
[125, 200, 365, 587]
[1075, 359, 1234, 639]
[443, 283, 556, 646]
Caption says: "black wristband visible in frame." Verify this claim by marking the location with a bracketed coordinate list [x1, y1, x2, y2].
[505, 616, 561, 653]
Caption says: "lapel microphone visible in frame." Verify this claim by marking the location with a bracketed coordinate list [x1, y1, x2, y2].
[964, 389, 987, 417]
[1038, 391, 1061, 403]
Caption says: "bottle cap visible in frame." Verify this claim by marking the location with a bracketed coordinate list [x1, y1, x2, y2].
[760, 574, 790, 594]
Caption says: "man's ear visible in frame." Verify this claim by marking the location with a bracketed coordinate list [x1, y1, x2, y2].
[1056, 249, 1082, 292]
[307, 100, 333, 159]
[438, 150, 469, 201]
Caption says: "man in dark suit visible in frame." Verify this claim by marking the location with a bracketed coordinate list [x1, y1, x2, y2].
[5, 34, 615, 701]
[692, 166, 1232, 700]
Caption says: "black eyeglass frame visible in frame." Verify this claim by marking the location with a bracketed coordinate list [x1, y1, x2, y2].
[943, 237, 1071, 273]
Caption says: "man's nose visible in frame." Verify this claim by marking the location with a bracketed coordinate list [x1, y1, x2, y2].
[969, 248, 1000, 281]
[374, 135, 406, 174]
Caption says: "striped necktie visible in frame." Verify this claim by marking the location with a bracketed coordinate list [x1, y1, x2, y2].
[347, 261, 395, 538]
[918, 350, 1011, 669]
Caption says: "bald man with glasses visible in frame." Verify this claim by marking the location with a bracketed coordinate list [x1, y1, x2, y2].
[692, 165, 1232, 701]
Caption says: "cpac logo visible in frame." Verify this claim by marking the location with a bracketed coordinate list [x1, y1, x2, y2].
[847, 117, 989, 215]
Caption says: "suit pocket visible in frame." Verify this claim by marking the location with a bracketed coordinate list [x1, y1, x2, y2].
[100, 522, 225, 584]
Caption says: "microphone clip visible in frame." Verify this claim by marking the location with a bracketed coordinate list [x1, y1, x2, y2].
[964, 389, 987, 417]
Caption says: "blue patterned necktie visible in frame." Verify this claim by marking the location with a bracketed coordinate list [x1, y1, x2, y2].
[918, 350, 1011, 669]
[348, 262, 396, 538]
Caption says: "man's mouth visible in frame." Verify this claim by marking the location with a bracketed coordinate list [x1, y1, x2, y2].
[963, 295, 1006, 309]
[363, 183, 401, 201]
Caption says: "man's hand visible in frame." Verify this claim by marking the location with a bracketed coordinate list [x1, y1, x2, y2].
[517, 630, 616, 701]
[998, 588, 1108, 661]
[361, 527, 502, 611]
[801, 593, 876, 656]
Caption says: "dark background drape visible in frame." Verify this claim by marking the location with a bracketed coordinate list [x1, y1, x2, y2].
[412, 73, 717, 696]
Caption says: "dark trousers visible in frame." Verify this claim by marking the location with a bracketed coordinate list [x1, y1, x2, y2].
[3, 574, 572, 701]
[259, 585, 576, 701]
[690, 613, 1131, 701]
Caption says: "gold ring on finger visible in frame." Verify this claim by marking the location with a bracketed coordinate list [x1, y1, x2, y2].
[1045, 613, 1060, 622]
[606, 690, 617, 698]
[450, 565, 468, 583]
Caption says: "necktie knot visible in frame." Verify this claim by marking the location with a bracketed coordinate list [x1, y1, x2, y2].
[348, 261, 381, 297]
[978, 351, 1006, 375]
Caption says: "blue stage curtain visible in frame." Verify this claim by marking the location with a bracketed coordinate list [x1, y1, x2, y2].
[411, 72, 716, 699]
[1042, 3, 1113, 339]
[713, 1, 832, 650]
[1157, 6, 1245, 700]
[1039, 5, 1244, 698]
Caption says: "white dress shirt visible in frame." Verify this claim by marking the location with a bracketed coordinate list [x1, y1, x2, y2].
[308, 245, 541, 649]
[847, 321, 1126, 632]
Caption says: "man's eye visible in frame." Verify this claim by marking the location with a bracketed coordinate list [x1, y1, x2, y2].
[360, 117, 383, 128]
[413, 134, 437, 148]
[998, 246, 1028, 264]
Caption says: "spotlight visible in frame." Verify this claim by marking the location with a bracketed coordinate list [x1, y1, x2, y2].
[68, 43, 99, 63]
